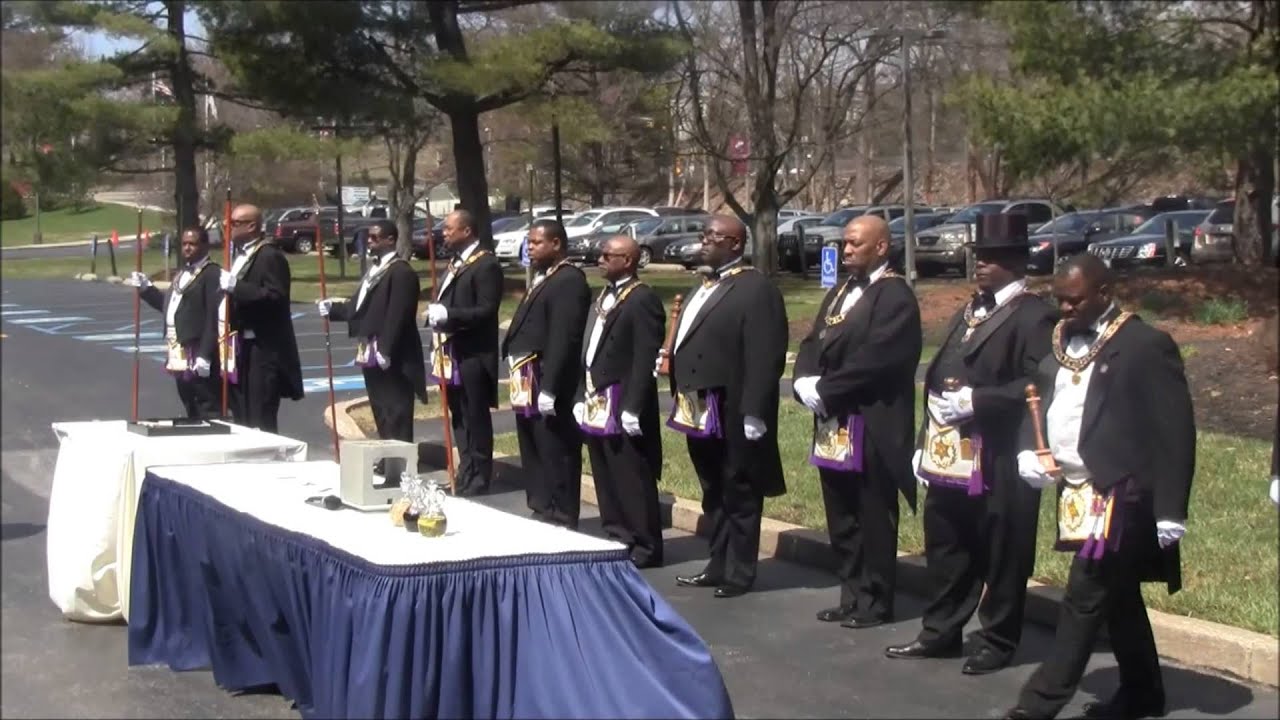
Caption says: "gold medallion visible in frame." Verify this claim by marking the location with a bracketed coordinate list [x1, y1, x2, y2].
[1071, 373, 1081, 385]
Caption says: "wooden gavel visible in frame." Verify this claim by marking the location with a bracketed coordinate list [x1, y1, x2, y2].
[657, 294, 683, 377]
[1025, 383, 1062, 478]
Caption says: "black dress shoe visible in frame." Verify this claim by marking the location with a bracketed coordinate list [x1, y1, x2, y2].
[962, 647, 1011, 675]
[816, 605, 857, 622]
[675, 572, 722, 588]
[884, 638, 963, 659]
[713, 584, 749, 598]
[840, 614, 890, 630]
[1081, 691, 1166, 719]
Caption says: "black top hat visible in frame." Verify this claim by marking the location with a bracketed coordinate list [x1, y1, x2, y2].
[968, 213, 1030, 251]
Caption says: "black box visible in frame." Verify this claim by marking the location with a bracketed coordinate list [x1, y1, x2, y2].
[125, 418, 234, 437]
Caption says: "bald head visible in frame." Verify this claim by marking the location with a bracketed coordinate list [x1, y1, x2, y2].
[842, 213, 891, 277]
[848, 214, 890, 244]
[598, 234, 640, 281]
[229, 203, 264, 246]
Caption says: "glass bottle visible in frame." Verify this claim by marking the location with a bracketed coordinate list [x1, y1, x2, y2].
[417, 475, 448, 538]
[402, 473, 422, 533]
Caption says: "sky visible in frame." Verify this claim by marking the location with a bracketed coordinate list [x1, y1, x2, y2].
[78, 8, 205, 59]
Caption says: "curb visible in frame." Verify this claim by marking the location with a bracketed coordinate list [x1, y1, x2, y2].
[331, 397, 1278, 689]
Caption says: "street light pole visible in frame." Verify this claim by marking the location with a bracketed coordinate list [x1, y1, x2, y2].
[901, 33, 917, 289]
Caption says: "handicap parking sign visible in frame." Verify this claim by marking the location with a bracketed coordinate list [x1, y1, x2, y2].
[820, 245, 838, 289]
[520, 234, 531, 268]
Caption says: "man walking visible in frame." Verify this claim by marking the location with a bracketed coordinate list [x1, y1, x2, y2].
[1004, 254, 1194, 719]
[502, 218, 591, 528]
[792, 215, 922, 628]
[424, 209, 504, 496]
[660, 214, 788, 598]
[220, 203, 304, 433]
[125, 226, 222, 419]
[318, 219, 427, 443]
[575, 235, 666, 567]
[885, 214, 1054, 674]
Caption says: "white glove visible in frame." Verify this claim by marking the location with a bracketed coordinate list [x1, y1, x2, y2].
[572, 402, 586, 425]
[1271, 477, 1279, 507]
[939, 386, 975, 425]
[652, 350, 668, 379]
[1156, 520, 1186, 549]
[427, 303, 448, 327]
[124, 271, 152, 289]
[1017, 450, 1056, 489]
[192, 357, 211, 378]
[219, 269, 237, 292]
[375, 351, 390, 370]
[316, 298, 334, 317]
[621, 411, 642, 436]
[793, 376, 825, 416]
[926, 392, 951, 423]
[743, 415, 766, 441]
[912, 449, 928, 488]
[538, 392, 557, 416]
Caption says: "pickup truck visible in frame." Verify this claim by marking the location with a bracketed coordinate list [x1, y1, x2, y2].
[270, 211, 342, 254]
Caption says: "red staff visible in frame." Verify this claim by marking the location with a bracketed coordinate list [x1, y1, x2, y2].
[426, 224, 457, 494]
[131, 208, 144, 421]
[313, 195, 341, 461]
[221, 188, 232, 417]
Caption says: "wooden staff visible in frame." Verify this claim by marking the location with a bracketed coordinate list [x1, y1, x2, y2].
[657, 294, 683, 376]
[1025, 383, 1061, 477]
[131, 208, 143, 422]
[427, 231, 457, 495]
[220, 188, 232, 417]
[313, 195, 341, 462]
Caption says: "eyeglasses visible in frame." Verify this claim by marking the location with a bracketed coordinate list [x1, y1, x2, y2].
[599, 252, 629, 260]
[229, 218, 256, 226]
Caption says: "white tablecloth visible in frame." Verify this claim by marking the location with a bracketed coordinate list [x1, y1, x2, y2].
[147, 461, 622, 565]
[46, 420, 307, 622]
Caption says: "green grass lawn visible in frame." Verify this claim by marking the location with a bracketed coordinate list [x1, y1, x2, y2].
[493, 384, 1278, 636]
[0, 203, 175, 246]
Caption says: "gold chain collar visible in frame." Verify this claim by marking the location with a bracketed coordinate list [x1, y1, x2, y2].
[825, 267, 898, 326]
[1052, 311, 1133, 373]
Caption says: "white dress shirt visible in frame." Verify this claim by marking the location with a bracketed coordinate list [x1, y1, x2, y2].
[973, 278, 1027, 319]
[586, 276, 633, 366]
[1046, 304, 1117, 484]
[675, 258, 741, 348]
[356, 248, 398, 308]
[837, 262, 888, 316]
[165, 267, 192, 335]
[438, 240, 479, 296]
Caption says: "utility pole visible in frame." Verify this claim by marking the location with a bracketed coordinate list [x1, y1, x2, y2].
[901, 32, 917, 289]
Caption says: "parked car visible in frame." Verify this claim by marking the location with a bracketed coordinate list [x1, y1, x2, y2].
[566, 210, 659, 261]
[409, 218, 446, 259]
[1024, 208, 1153, 274]
[913, 199, 1063, 276]
[1087, 210, 1210, 268]
[775, 214, 829, 271]
[564, 207, 659, 239]
[1191, 200, 1235, 264]
[887, 212, 952, 271]
[663, 229, 755, 269]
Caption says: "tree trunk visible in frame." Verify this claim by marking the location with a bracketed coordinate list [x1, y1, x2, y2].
[166, 1, 199, 231]
[1233, 148, 1276, 266]
[856, 67, 876, 206]
[390, 141, 417, 260]
[447, 106, 492, 243]
[925, 85, 936, 203]
[750, 176, 779, 276]
[589, 141, 605, 206]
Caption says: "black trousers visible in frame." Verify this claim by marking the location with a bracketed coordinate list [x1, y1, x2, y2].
[363, 367, 413, 442]
[918, 466, 1040, 659]
[819, 448, 900, 619]
[446, 374, 494, 495]
[175, 374, 221, 419]
[516, 409, 582, 530]
[687, 436, 764, 589]
[586, 428, 663, 566]
[230, 340, 282, 433]
[1016, 505, 1165, 718]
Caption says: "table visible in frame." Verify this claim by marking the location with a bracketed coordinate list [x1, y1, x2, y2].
[128, 461, 735, 719]
[46, 420, 307, 623]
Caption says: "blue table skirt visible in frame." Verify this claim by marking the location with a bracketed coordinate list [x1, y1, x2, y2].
[128, 473, 734, 719]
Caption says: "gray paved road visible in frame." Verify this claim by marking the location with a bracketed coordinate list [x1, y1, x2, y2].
[2, 278, 1275, 719]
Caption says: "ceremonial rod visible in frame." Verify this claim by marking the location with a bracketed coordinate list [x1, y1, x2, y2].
[657, 294, 683, 376]
[313, 195, 341, 462]
[221, 188, 232, 418]
[131, 208, 143, 422]
[427, 232, 457, 495]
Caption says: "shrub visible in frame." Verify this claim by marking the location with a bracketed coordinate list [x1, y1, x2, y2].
[1, 181, 27, 220]
[1194, 297, 1248, 326]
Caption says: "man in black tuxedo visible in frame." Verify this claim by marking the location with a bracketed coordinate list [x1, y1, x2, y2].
[219, 203, 304, 433]
[659, 214, 788, 598]
[424, 209, 504, 496]
[573, 235, 666, 568]
[792, 215, 922, 628]
[885, 213, 1055, 674]
[1004, 254, 1194, 720]
[317, 220, 427, 442]
[502, 219, 591, 528]
[125, 226, 222, 419]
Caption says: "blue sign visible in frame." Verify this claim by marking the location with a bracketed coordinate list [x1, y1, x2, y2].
[820, 245, 838, 289]
[520, 234, 531, 268]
